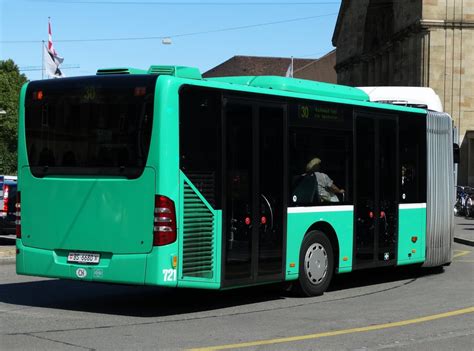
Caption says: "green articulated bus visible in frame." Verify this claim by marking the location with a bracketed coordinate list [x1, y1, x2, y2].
[16, 66, 455, 296]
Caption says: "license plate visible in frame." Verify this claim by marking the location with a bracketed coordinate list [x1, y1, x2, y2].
[67, 252, 100, 264]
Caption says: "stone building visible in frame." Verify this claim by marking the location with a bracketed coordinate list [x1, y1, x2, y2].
[332, 0, 474, 186]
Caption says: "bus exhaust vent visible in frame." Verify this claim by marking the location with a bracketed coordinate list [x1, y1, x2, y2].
[148, 66, 202, 80]
[96, 67, 148, 75]
[182, 183, 214, 278]
[148, 66, 175, 75]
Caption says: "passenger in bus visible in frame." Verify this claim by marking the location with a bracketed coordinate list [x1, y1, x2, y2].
[306, 157, 344, 203]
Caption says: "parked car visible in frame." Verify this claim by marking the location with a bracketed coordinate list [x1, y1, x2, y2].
[0, 175, 17, 235]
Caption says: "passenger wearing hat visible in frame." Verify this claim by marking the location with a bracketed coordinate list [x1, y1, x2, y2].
[306, 157, 345, 203]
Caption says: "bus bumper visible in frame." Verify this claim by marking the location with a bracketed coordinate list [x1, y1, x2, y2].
[16, 239, 148, 285]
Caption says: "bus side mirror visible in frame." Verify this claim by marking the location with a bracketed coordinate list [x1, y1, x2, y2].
[453, 143, 460, 164]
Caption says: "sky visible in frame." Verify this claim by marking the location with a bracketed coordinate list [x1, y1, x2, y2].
[0, 0, 342, 81]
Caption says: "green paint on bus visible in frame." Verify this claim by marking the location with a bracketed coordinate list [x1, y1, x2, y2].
[15, 66, 451, 295]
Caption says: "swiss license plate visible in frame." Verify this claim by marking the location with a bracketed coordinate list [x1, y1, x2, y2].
[67, 252, 100, 264]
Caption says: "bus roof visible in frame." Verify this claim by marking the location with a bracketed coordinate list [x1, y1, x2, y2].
[207, 76, 369, 102]
[90, 65, 426, 114]
[96, 65, 369, 103]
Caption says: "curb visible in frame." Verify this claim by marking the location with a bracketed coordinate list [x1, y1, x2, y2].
[454, 237, 474, 247]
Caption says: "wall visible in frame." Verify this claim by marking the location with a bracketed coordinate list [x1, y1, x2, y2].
[333, 0, 474, 185]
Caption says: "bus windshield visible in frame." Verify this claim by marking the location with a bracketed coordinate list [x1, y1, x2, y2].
[25, 75, 157, 179]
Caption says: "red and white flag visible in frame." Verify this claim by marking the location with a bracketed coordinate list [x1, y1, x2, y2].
[43, 18, 65, 78]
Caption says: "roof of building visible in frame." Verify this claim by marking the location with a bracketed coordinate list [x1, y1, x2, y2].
[203, 51, 337, 83]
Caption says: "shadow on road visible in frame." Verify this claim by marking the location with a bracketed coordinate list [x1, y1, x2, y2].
[0, 279, 286, 317]
[328, 265, 443, 292]
[0, 265, 444, 317]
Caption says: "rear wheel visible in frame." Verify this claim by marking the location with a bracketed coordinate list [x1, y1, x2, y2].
[295, 230, 334, 297]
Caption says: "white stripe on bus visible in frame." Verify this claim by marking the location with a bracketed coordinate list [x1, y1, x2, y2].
[288, 205, 354, 213]
[288, 203, 426, 214]
[399, 203, 427, 209]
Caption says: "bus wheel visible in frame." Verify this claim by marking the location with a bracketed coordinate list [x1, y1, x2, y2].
[296, 230, 334, 297]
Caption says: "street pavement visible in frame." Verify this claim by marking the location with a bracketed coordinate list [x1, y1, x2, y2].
[0, 243, 472, 350]
[0, 218, 473, 350]
[454, 216, 474, 246]
[0, 236, 15, 265]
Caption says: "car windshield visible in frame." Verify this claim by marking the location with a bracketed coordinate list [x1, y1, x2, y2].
[25, 75, 157, 179]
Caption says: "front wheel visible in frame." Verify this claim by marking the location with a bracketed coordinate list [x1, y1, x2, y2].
[295, 230, 334, 297]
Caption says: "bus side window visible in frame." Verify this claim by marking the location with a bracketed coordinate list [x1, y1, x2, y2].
[399, 114, 427, 203]
[62, 151, 77, 166]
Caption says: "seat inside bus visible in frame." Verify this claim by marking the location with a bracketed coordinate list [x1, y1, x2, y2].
[291, 173, 319, 205]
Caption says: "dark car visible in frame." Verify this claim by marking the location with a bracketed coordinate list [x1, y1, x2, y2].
[0, 176, 17, 235]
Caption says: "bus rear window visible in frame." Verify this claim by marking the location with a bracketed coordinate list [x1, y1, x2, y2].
[25, 75, 156, 178]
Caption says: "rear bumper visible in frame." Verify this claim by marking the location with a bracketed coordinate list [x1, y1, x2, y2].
[16, 240, 148, 285]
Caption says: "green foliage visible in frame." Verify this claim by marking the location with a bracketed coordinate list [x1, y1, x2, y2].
[0, 59, 28, 174]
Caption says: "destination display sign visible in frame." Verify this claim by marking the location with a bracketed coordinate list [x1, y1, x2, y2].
[297, 104, 341, 122]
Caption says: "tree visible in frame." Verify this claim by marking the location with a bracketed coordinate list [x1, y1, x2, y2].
[0, 59, 28, 174]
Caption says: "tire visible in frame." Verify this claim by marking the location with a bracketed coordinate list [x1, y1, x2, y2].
[295, 230, 334, 297]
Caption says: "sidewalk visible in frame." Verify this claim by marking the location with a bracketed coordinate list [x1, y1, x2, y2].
[0, 236, 16, 264]
[453, 216, 474, 247]
[0, 248, 15, 264]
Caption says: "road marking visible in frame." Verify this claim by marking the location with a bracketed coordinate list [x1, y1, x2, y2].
[453, 250, 471, 259]
[456, 260, 474, 263]
[189, 307, 474, 351]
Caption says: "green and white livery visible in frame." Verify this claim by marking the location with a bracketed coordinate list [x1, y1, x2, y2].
[16, 66, 454, 296]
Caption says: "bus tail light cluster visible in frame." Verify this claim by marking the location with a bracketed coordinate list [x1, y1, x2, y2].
[153, 195, 176, 246]
[15, 191, 21, 238]
[1, 184, 9, 214]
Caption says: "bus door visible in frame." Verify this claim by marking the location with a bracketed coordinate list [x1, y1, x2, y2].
[222, 98, 286, 286]
[354, 114, 398, 268]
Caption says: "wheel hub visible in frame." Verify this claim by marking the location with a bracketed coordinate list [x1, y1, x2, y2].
[304, 243, 328, 285]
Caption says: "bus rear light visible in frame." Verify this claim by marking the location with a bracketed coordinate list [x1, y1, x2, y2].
[134, 87, 146, 96]
[153, 195, 176, 246]
[33, 90, 44, 100]
[15, 191, 21, 239]
[2, 184, 9, 213]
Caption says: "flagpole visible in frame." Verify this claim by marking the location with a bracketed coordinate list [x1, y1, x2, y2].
[291, 56, 294, 78]
[41, 40, 45, 79]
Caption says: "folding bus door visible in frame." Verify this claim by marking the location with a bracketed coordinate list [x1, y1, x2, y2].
[222, 98, 286, 286]
[354, 114, 398, 269]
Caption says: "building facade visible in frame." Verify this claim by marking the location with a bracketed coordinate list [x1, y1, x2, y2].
[332, 0, 474, 186]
